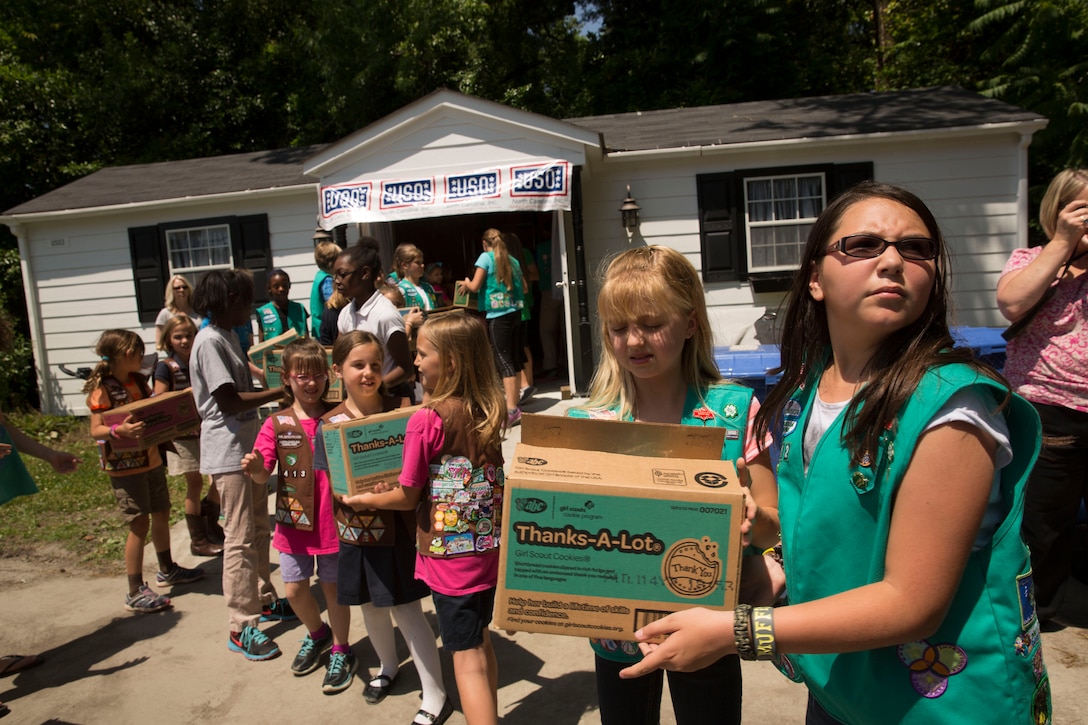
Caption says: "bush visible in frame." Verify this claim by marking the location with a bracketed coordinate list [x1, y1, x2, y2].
[0, 246, 38, 409]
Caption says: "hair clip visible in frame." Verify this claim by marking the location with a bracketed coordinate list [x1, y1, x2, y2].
[101, 355, 110, 361]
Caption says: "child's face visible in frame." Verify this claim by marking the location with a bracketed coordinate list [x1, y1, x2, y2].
[169, 328, 194, 357]
[606, 310, 696, 386]
[114, 349, 144, 378]
[333, 255, 369, 301]
[414, 330, 444, 394]
[286, 365, 328, 407]
[268, 273, 291, 306]
[808, 198, 936, 344]
[334, 343, 384, 403]
[426, 266, 443, 285]
[403, 256, 425, 283]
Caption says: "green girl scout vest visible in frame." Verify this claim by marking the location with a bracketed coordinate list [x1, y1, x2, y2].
[0, 424, 38, 505]
[568, 383, 754, 663]
[416, 399, 504, 558]
[96, 374, 152, 472]
[322, 402, 405, 547]
[271, 408, 318, 532]
[775, 362, 1050, 724]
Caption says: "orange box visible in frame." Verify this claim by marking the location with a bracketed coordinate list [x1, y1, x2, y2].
[102, 390, 200, 450]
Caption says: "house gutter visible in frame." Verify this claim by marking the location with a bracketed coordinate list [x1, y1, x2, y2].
[0, 183, 316, 225]
[598, 120, 1049, 162]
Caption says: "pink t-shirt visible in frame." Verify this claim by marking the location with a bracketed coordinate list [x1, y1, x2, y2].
[399, 407, 500, 596]
[253, 415, 340, 556]
[1001, 247, 1088, 411]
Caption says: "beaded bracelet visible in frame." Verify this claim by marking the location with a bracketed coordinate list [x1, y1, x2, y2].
[734, 604, 755, 660]
[762, 542, 783, 568]
[109, 424, 121, 439]
[752, 606, 777, 660]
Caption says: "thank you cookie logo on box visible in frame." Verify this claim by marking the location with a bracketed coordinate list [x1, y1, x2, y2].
[662, 536, 722, 598]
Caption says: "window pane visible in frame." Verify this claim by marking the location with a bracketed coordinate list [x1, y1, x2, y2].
[745, 174, 825, 272]
[165, 224, 233, 276]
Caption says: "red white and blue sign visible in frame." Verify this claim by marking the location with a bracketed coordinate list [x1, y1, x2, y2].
[319, 160, 571, 227]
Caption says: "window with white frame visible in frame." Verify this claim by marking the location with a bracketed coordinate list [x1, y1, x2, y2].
[166, 224, 234, 275]
[696, 162, 873, 288]
[744, 174, 824, 273]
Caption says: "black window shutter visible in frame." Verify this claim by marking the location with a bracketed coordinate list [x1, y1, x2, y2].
[129, 225, 166, 324]
[234, 214, 272, 305]
[697, 172, 743, 283]
[830, 162, 875, 198]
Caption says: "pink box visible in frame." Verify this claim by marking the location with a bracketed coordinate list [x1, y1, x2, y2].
[102, 390, 200, 450]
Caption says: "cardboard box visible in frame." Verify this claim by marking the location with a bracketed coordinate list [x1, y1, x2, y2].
[102, 390, 200, 450]
[495, 414, 744, 641]
[322, 406, 420, 496]
[247, 329, 299, 366]
[453, 287, 478, 309]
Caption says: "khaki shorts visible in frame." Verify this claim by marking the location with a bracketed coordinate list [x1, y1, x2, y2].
[166, 437, 201, 476]
[109, 466, 171, 522]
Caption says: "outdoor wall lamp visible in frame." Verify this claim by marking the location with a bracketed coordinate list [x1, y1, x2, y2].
[620, 185, 641, 231]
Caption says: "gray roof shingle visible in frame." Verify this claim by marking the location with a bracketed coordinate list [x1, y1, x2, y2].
[564, 86, 1045, 152]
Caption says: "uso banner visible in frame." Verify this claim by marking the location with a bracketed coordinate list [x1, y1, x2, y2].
[318, 160, 571, 228]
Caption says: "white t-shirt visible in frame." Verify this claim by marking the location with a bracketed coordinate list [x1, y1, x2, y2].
[803, 386, 1011, 550]
[336, 290, 407, 377]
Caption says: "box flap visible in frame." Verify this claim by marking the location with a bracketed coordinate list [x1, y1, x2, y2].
[247, 329, 299, 363]
[521, 414, 725, 460]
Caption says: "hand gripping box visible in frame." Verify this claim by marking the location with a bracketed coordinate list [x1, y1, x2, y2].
[322, 406, 420, 496]
[102, 389, 200, 451]
[496, 414, 744, 640]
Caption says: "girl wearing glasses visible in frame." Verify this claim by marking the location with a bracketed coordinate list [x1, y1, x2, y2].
[623, 181, 1049, 724]
[155, 275, 202, 346]
[243, 337, 354, 692]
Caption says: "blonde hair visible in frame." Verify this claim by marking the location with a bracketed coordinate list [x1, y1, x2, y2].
[380, 284, 406, 307]
[157, 315, 198, 354]
[392, 243, 424, 278]
[83, 329, 146, 394]
[482, 228, 514, 291]
[420, 314, 505, 449]
[1040, 169, 1088, 239]
[280, 337, 330, 405]
[314, 240, 343, 273]
[163, 275, 193, 313]
[578, 246, 721, 420]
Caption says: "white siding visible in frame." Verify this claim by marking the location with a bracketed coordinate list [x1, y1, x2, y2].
[24, 193, 319, 415]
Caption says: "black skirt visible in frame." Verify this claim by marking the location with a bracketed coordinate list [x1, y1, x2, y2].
[336, 511, 430, 607]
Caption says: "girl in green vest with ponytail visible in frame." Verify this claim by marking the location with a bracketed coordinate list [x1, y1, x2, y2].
[622, 182, 1051, 725]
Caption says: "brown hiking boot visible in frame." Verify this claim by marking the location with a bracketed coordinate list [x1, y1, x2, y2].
[201, 497, 226, 545]
[186, 514, 223, 557]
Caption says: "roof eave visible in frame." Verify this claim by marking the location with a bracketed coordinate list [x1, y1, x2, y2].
[599, 119, 1049, 162]
[0, 182, 318, 225]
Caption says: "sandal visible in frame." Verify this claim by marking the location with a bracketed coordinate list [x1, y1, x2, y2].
[0, 655, 42, 678]
[363, 673, 396, 704]
[413, 697, 454, 725]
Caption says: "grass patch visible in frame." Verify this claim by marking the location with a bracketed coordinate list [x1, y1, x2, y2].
[1, 410, 188, 575]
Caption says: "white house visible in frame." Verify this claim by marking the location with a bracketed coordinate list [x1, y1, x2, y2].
[1, 86, 1047, 415]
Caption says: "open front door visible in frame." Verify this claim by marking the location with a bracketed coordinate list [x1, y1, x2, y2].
[556, 165, 593, 396]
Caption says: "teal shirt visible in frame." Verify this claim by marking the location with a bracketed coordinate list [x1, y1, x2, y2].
[568, 383, 755, 663]
[397, 277, 438, 310]
[0, 425, 38, 505]
[473, 251, 524, 319]
[776, 362, 1049, 724]
[257, 300, 308, 339]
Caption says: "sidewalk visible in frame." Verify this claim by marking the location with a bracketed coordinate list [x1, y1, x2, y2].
[1, 381, 1086, 723]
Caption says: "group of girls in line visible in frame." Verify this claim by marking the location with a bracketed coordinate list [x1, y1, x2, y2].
[87, 179, 1051, 724]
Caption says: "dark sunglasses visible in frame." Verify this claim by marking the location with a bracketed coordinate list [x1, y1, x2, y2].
[824, 234, 938, 261]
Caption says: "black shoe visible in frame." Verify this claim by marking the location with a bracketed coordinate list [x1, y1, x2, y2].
[260, 598, 297, 622]
[322, 650, 358, 694]
[291, 626, 333, 676]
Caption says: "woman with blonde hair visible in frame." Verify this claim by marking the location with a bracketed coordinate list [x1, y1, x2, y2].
[997, 167, 1088, 625]
[155, 275, 202, 346]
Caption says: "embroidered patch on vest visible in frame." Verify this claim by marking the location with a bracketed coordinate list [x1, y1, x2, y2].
[1017, 571, 1037, 629]
[782, 399, 802, 435]
[897, 639, 967, 698]
[692, 407, 714, 424]
[722, 403, 739, 420]
[1032, 674, 1052, 724]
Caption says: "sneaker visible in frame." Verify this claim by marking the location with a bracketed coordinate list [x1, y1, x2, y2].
[260, 598, 298, 622]
[291, 626, 333, 676]
[124, 583, 172, 613]
[155, 563, 205, 587]
[519, 385, 537, 405]
[507, 408, 522, 427]
[228, 626, 281, 661]
[321, 650, 358, 694]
